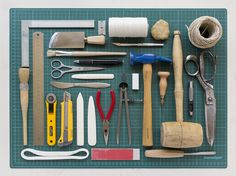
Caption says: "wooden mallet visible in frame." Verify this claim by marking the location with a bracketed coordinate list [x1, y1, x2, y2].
[160, 31, 203, 148]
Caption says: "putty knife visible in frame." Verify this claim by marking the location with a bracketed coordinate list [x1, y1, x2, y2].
[49, 32, 105, 48]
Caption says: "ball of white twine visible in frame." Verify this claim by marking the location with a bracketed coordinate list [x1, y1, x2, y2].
[187, 16, 223, 49]
[109, 17, 149, 37]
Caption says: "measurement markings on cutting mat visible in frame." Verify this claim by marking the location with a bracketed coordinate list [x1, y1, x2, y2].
[33, 32, 44, 145]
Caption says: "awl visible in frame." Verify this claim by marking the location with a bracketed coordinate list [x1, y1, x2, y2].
[145, 149, 216, 158]
[49, 32, 105, 48]
[113, 43, 164, 47]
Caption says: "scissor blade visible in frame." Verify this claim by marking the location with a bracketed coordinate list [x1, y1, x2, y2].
[205, 102, 216, 146]
[81, 67, 104, 72]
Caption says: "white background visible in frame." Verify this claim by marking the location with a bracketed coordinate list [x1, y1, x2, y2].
[0, 0, 235, 175]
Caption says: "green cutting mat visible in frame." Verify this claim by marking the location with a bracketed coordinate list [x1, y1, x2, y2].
[10, 8, 227, 168]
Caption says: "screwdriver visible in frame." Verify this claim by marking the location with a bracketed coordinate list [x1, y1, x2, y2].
[74, 59, 123, 65]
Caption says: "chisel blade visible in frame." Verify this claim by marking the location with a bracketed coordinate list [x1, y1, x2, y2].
[49, 32, 85, 48]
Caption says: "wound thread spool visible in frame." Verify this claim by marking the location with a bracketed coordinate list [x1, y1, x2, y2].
[187, 16, 223, 49]
[109, 17, 149, 37]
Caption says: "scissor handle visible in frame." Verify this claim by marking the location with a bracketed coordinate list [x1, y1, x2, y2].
[184, 55, 200, 77]
[51, 59, 64, 69]
[199, 50, 216, 83]
[51, 69, 64, 79]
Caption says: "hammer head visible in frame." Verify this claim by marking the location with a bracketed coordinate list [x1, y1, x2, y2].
[130, 52, 172, 65]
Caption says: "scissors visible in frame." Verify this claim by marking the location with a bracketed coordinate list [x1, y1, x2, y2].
[184, 50, 216, 146]
[51, 59, 104, 79]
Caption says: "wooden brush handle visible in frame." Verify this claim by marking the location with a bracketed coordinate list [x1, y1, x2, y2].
[142, 64, 153, 147]
[86, 35, 105, 45]
[18, 67, 30, 145]
[173, 31, 184, 122]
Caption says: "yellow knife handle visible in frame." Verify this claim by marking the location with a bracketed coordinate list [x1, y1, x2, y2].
[58, 100, 73, 146]
[46, 93, 57, 146]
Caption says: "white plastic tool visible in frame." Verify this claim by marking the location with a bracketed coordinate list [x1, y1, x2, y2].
[72, 74, 114, 80]
[132, 73, 139, 90]
[21, 148, 89, 160]
[77, 93, 84, 146]
[88, 96, 97, 146]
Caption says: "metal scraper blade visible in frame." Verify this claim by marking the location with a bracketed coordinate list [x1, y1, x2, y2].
[49, 32, 85, 48]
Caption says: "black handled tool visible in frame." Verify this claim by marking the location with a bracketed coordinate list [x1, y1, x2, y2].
[74, 59, 123, 65]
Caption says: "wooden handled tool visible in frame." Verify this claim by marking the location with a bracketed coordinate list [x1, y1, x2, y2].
[172, 30, 184, 122]
[19, 68, 29, 146]
[145, 149, 216, 158]
[158, 71, 170, 106]
[143, 64, 153, 147]
[160, 31, 203, 148]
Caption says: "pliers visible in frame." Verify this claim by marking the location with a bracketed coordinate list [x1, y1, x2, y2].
[96, 89, 116, 145]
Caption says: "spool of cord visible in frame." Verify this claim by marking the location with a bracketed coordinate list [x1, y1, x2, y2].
[187, 16, 223, 49]
[109, 17, 149, 37]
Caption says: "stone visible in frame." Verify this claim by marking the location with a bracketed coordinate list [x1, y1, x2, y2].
[151, 19, 170, 40]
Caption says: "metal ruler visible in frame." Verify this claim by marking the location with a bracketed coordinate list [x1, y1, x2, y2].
[33, 32, 44, 145]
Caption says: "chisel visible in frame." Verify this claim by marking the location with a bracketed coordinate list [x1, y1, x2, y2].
[49, 32, 105, 48]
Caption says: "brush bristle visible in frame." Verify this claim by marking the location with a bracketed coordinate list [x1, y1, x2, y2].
[47, 50, 56, 57]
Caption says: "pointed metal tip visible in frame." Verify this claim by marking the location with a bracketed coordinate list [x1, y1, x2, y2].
[104, 135, 108, 145]
[208, 139, 214, 146]
[112, 43, 120, 46]
[160, 97, 164, 106]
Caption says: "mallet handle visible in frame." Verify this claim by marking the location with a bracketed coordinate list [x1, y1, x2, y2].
[173, 31, 184, 122]
[142, 64, 153, 147]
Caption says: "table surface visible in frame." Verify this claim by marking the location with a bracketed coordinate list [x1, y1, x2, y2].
[1, 0, 236, 175]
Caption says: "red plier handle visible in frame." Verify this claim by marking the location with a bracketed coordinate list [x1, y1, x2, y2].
[96, 89, 116, 121]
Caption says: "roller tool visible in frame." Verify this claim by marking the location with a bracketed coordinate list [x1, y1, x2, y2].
[46, 93, 57, 146]
[130, 52, 172, 147]
[96, 89, 116, 145]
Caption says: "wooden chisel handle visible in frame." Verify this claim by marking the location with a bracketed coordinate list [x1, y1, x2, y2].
[86, 35, 105, 45]
[18, 67, 30, 146]
[142, 64, 153, 147]
[173, 31, 184, 122]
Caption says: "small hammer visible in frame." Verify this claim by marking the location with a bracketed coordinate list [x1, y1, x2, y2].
[161, 31, 203, 148]
[130, 52, 172, 147]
